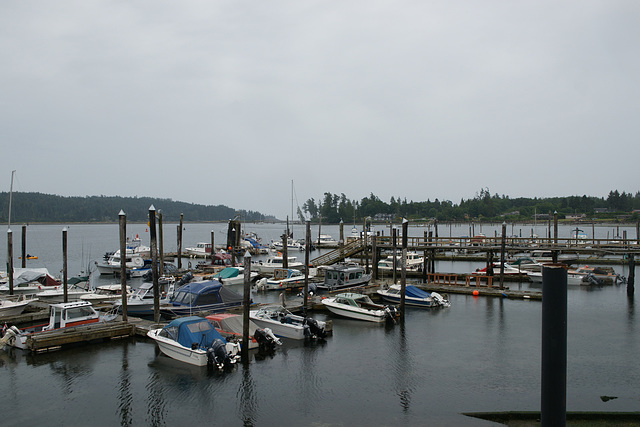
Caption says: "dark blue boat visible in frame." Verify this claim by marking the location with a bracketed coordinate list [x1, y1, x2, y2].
[377, 284, 451, 308]
[160, 280, 244, 318]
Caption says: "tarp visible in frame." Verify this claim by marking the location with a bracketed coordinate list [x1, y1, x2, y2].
[214, 268, 240, 279]
[165, 316, 226, 349]
[405, 285, 431, 299]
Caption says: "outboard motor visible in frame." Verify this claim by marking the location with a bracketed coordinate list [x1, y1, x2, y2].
[303, 317, 327, 339]
[177, 272, 193, 287]
[254, 327, 281, 351]
[0, 326, 20, 347]
[586, 273, 604, 286]
[384, 305, 398, 324]
[431, 292, 451, 308]
[207, 338, 232, 370]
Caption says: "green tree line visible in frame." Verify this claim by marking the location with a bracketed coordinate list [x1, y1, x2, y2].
[0, 192, 273, 223]
[302, 189, 640, 223]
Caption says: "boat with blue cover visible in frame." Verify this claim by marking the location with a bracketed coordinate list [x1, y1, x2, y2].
[159, 280, 244, 318]
[147, 316, 241, 368]
[377, 284, 451, 308]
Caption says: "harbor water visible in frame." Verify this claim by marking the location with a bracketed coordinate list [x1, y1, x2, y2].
[1, 222, 639, 426]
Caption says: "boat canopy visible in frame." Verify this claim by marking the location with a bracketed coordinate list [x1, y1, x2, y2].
[161, 316, 226, 350]
[214, 268, 240, 279]
[404, 285, 431, 299]
[171, 280, 243, 306]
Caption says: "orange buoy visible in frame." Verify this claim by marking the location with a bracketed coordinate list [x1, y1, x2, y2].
[473, 290, 480, 296]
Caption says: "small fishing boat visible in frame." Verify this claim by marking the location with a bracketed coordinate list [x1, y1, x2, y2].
[322, 292, 398, 323]
[95, 249, 146, 275]
[205, 313, 281, 350]
[159, 280, 244, 319]
[255, 255, 305, 275]
[0, 300, 115, 350]
[112, 278, 177, 317]
[184, 242, 212, 257]
[147, 316, 241, 368]
[35, 276, 92, 303]
[0, 294, 38, 318]
[254, 269, 305, 291]
[377, 284, 451, 308]
[81, 284, 132, 304]
[314, 234, 339, 247]
[316, 263, 371, 291]
[0, 268, 60, 295]
[213, 267, 258, 285]
[249, 305, 327, 340]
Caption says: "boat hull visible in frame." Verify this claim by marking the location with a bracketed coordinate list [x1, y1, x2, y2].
[249, 313, 306, 339]
[321, 300, 386, 323]
[147, 329, 208, 366]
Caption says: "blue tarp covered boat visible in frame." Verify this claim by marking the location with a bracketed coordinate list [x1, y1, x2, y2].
[160, 280, 244, 318]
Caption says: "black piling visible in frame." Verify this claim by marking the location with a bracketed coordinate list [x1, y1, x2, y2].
[304, 220, 311, 314]
[62, 227, 68, 303]
[628, 254, 635, 297]
[541, 264, 567, 426]
[177, 213, 183, 270]
[21, 225, 26, 268]
[119, 210, 128, 322]
[400, 219, 408, 314]
[242, 251, 251, 361]
[149, 205, 159, 324]
[7, 229, 13, 295]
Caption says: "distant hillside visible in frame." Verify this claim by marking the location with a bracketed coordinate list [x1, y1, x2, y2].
[0, 192, 274, 223]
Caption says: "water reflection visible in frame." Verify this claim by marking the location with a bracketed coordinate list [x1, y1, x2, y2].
[118, 341, 132, 426]
[237, 363, 257, 426]
[145, 369, 166, 426]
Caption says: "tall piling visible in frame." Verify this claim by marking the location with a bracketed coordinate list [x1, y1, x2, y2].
[158, 211, 164, 274]
[304, 220, 311, 314]
[400, 219, 408, 314]
[242, 251, 251, 361]
[62, 227, 68, 303]
[177, 213, 183, 269]
[628, 254, 635, 297]
[499, 222, 506, 289]
[541, 264, 567, 426]
[119, 210, 128, 321]
[149, 205, 159, 323]
[552, 211, 559, 263]
[21, 225, 26, 268]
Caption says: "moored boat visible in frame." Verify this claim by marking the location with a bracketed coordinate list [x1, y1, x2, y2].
[147, 316, 241, 369]
[254, 268, 305, 291]
[213, 267, 258, 285]
[322, 293, 398, 323]
[316, 263, 371, 291]
[159, 279, 244, 319]
[205, 313, 281, 350]
[0, 294, 39, 318]
[377, 284, 450, 308]
[249, 305, 327, 340]
[255, 255, 304, 275]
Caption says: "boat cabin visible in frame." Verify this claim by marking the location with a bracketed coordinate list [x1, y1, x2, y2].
[44, 301, 100, 331]
[319, 264, 371, 291]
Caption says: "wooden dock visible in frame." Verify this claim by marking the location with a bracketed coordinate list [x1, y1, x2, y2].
[26, 321, 136, 352]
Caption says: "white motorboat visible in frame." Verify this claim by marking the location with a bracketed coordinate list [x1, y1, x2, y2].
[147, 316, 241, 369]
[80, 284, 132, 304]
[0, 268, 60, 295]
[184, 242, 212, 257]
[249, 305, 327, 340]
[213, 267, 258, 285]
[205, 313, 281, 350]
[0, 300, 115, 350]
[316, 264, 371, 291]
[270, 239, 305, 252]
[254, 269, 305, 291]
[0, 294, 38, 317]
[314, 234, 339, 247]
[255, 255, 304, 275]
[112, 279, 176, 317]
[322, 292, 398, 323]
[95, 249, 146, 275]
[377, 284, 451, 308]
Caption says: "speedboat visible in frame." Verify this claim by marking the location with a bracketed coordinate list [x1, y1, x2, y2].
[377, 284, 451, 308]
[0, 294, 38, 318]
[147, 316, 241, 368]
[472, 262, 526, 276]
[255, 255, 304, 275]
[95, 249, 146, 275]
[270, 239, 305, 252]
[112, 278, 177, 317]
[0, 300, 114, 350]
[159, 280, 244, 319]
[254, 269, 305, 291]
[249, 305, 327, 340]
[206, 313, 281, 350]
[213, 267, 258, 285]
[81, 284, 132, 304]
[322, 292, 398, 323]
[316, 263, 371, 291]
[0, 268, 60, 295]
[184, 242, 212, 257]
[314, 234, 339, 247]
[35, 276, 92, 303]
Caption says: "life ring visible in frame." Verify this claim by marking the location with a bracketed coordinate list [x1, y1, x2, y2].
[133, 257, 144, 267]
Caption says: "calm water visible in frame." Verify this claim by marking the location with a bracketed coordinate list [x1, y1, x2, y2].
[1, 223, 639, 426]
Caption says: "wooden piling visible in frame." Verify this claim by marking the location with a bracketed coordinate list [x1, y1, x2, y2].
[158, 211, 164, 272]
[62, 227, 68, 303]
[21, 225, 26, 268]
[500, 222, 506, 290]
[149, 205, 159, 323]
[400, 219, 408, 314]
[242, 251, 251, 361]
[119, 210, 128, 322]
[177, 213, 183, 269]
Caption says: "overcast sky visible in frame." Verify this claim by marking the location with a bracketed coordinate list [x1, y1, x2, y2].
[2, 1, 639, 220]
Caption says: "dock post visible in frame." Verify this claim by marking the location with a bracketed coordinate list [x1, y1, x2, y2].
[500, 221, 506, 289]
[177, 213, 183, 269]
[339, 219, 344, 247]
[62, 227, 68, 303]
[400, 218, 408, 314]
[210, 230, 215, 258]
[304, 220, 310, 314]
[118, 210, 128, 321]
[6, 229, 13, 295]
[392, 227, 397, 284]
[541, 264, 567, 426]
[242, 250, 251, 361]
[282, 230, 288, 269]
[149, 205, 159, 324]
[552, 211, 558, 263]
[372, 235, 378, 281]
[21, 225, 26, 268]
[628, 254, 635, 297]
[158, 211, 164, 273]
